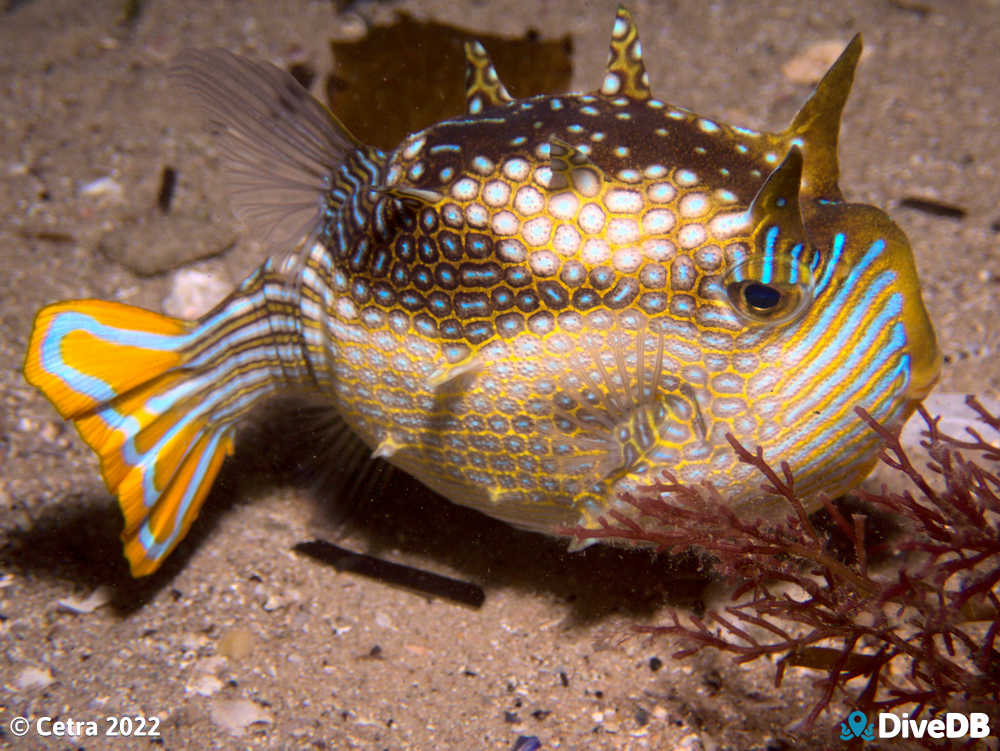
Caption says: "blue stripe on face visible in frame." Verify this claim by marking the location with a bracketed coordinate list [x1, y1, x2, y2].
[788, 243, 804, 284]
[786, 239, 889, 366]
[813, 233, 847, 296]
[784, 283, 900, 415]
[137, 427, 228, 562]
[789, 300, 906, 428]
[761, 225, 779, 284]
[777, 317, 908, 474]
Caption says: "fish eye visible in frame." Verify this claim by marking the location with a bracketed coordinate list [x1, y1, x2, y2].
[723, 255, 814, 325]
[743, 282, 781, 311]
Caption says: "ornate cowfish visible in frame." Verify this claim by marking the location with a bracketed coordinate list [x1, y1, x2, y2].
[23, 7, 940, 576]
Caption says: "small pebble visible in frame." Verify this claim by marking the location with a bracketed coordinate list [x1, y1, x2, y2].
[79, 175, 123, 202]
[512, 736, 542, 751]
[186, 673, 223, 697]
[56, 585, 113, 614]
[209, 698, 272, 735]
[162, 267, 232, 319]
[217, 628, 255, 660]
[15, 666, 54, 691]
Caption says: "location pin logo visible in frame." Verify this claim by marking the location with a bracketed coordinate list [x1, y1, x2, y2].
[848, 712, 867, 736]
[839, 710, 875, 741]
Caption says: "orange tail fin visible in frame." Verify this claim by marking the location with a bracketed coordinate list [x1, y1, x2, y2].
[24, 300, 237, 576]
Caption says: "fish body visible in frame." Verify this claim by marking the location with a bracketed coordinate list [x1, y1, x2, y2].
[24, 7, 940, 575]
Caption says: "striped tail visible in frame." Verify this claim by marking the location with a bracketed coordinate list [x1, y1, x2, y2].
[23, 268, 313, 575]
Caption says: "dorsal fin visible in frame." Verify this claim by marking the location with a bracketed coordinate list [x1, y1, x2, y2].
[464, 40, 513, 115]
[598, 5, 652, 100]
[783, 34, 862, 202]
[170, 48, 366, 260]
[747, 147, 811, 264]
[548, 138, 605, 196]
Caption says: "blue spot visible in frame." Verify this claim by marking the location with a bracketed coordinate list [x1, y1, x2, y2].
[455, 292, 490, 319]
[440, 231, 462, 260]
[399, 290, 425, 311]
[465, 233, 491, 258]
[491, 287, 514, 309]
[435, 263, 458, 289]
[418, 236, 438, 263]
[572, 288, 600, 309]
[430, 144, 461, 154]
[411, 266, 433, 290]
[428, 292, 451, 317]
[516, 290, 539, 312]
[414, 315, 437, 337]
[497, 312, 524, 337]
[420, 209, 438, 233]
[374, 284, 395, 306]
[506, 266, 531, 287]
[463, 320, 494, 344]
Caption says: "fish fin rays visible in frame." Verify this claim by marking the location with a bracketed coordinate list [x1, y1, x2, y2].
[464, 40, 513, 114]
[549, 318, 707, 508]
[170, 49, 365, 257]
[24, 299, 237, 576]
[783, 34, 862, 201]
[599, 5, 652, 101]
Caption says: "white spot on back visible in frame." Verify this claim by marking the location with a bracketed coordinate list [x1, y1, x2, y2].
[482, 180, 511, 207]
[451, 177, 479, 201]
[465, 203, 488, 228]
[678, 223, 706, 248]
[548, 191, 579, 220]
[571, 167, 601, 197]
[514, 186, 544, 216]
[530, 249, 559, 276]
[676, 169, 698, 186]
[582, 238, 611, 264]
[642, 238, 676, 261]
[492, 210, 519, 236]
[642, 208, 675, 235]
[533, 166, 553, 187]
[601, 72, 621, 95]
[647, 182, 676, 203]
[607, 217, 640, 244]
[679, 192, 709, 218]
[578, 203, 606, 234]
[523, 216, 553, 246]
[605, 188, 643, 213]
[613, 247, 642, 273]
[552, 224, 581, 256]
[709, 210, 751, 238]
[402, 137, 426, 159]
[503, 158, 530, 181]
